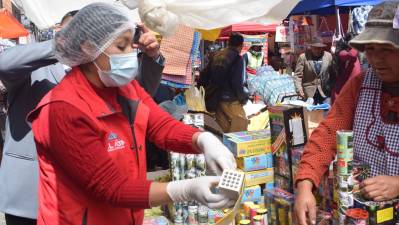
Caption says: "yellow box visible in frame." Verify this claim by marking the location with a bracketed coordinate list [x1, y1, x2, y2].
[243, 168, 274, 187]
[224, 137, 272, 158]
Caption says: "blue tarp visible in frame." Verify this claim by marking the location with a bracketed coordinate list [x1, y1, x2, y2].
[291, 0, 382, 15]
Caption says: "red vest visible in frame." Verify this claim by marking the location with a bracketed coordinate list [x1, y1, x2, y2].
[29, 67, 150, 225]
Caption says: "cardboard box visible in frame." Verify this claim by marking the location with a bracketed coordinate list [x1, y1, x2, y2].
[223, 129, 271, 143]
[264, 188, 295, 225]
[243, 168, 274, 187]
[241, 185, 262, 203]
[224, 137, 272, 158]
[237, 153, 273, 172]
[269, 105, 307, 193]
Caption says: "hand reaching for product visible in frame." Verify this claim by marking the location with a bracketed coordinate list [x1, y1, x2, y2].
[196, 132, 237, 175]
[294, 180, 317, 225]
[167, 176, 236, 209]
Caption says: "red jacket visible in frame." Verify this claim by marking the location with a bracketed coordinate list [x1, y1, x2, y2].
[28, 67, 199, 225]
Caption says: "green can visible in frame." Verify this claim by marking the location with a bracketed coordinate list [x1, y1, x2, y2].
[337, 130, 354, 158]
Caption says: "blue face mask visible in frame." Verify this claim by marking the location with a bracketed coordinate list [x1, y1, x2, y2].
[95, 51, 139, 87]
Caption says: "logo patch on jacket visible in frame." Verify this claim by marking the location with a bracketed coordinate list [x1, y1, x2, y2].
[107, 132, 126, 152]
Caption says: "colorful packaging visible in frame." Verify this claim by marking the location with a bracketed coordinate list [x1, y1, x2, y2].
[223, 130, 271, 143]
[224, 137, 272, 158]
[269, 105, 307, 195]
[237, 154, 273, 172]
[241, 185, 262, 203]
[354, 195, 399, 225]
[264, 188, 294, 225]
[243, 168, 274, 187]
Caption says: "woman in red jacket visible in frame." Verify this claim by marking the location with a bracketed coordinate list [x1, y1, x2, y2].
[28, 3, 237, 225]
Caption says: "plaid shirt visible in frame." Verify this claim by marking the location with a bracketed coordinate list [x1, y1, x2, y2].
[353, 69, 399, 177]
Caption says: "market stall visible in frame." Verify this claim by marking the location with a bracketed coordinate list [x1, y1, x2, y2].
[0, 8, 29, 39]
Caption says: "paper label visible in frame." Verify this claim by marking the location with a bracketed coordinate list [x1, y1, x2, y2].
[376, 207, 394, 223]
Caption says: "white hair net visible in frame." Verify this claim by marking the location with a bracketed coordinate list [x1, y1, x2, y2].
[54, 2, 136, 67]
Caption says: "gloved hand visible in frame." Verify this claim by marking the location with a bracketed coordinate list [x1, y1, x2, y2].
[167, 176, 236, 209]
[197, 132, 237, 175]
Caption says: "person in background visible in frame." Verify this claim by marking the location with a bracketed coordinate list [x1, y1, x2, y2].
[199, 32, 249, 132]
[0, 8, 164, 225]
[331, 33, 362, 104]
[294, 37, 335, 104]
[294, 1, 399, 224]
[27, 3, 237, 225]
[244, 42, 265, 76]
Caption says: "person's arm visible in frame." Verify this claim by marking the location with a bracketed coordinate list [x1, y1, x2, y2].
[294, 74, 364, 225]
[136, 54, 165, 97]
[295, 73, 365, 188]
[133, 81, 201, 154]
[32, 102, 153, 208]
[31, 102, 232, 208]
[198, 58, 212, 87]
[294, 55, 306, 97]
[231, 57, 248, 104]
[0, 40, 58, 88]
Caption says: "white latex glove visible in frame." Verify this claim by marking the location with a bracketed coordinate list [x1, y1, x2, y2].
[167, 176, 236, 209]
[197, 132, 237, 175]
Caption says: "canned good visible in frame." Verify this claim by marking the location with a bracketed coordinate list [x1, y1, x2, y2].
[240, 220, 251, 225]
[186, 155, 195, 170]
[250, 205, 260, 225]
[345, 208, 368, 225]
[208, 209, 216, 224]
[188, 206, 198, 225]
[195, 154, 206, 172]
[198, 206, 208, 224]
[338, 159, 352, 176]
[257, 208, 268, 225]
[253, 215, 263, 225]
[243, 202, 254, 217]
[175, 216, 183, 225]
[337, 130, 354, 152]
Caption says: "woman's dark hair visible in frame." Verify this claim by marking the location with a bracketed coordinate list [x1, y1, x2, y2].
[61, 10, 79, 25]
[228, 32, 244, 47]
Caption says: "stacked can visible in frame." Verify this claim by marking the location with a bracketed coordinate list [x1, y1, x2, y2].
[334, 131, 354, 223]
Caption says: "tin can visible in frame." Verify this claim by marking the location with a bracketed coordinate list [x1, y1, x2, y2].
[175, 216, 183, 225]
[253, 215, 263, 225]
[208, 209, 216, 224]
[338, 210, 347, 225]
[188, 206, 198, 225]
[338, 159, 351, 176]
[345, 208, 368, 225]
[250, 205, 260, 225]
[198, 206, 208, 224]
[195, 154, 206, 172]
[256, 209, 268, 225]
[339, 190, 354, 209]
[185, 155, 195, 170]
[337, 130, 354, 152]
[240, 220, 251, 225]
[243, 202, 254, 218]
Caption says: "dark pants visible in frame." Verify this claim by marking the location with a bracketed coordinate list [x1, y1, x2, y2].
[5, 214, 36, 225]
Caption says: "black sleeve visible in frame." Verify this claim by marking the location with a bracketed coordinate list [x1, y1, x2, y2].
[135, 54, 165, 97]
[230, 57, 248, 103]
[198, 58, 212, 87]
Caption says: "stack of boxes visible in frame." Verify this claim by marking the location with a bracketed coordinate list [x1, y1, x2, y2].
[223, 129, 274, 205]
[268, 105, 307, 193]
[223, 129, 273, 225]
